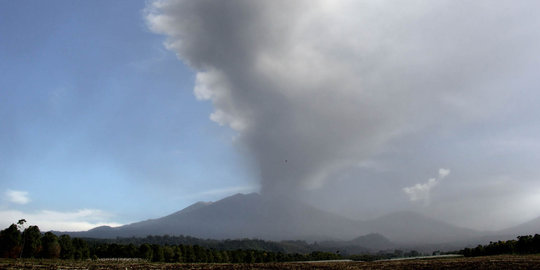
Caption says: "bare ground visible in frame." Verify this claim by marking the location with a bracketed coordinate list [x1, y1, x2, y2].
[2, 255, 540, 270]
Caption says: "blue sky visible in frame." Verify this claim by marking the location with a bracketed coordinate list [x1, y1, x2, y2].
[0, 0, 255, 230]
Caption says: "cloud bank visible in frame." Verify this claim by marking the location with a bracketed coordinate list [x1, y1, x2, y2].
[5, 189, 30, 204]
[146, 0, 540, 228]
[0, 209, 122, 232]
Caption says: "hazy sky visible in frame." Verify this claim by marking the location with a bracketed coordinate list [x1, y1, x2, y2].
[2, 0, 540, 232]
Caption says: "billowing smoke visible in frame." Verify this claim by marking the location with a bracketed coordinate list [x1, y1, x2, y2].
[403, 168, 450, 205]
[146, 0, 540, 198]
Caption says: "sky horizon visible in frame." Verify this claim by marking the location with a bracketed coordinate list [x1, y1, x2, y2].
[2, 0, 540, 233]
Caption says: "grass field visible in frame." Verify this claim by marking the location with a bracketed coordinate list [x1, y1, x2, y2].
[2, 255, 540, 269]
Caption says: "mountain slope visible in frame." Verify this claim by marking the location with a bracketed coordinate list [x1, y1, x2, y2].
[363, 211, 479, 244]
[498, 216, 540, 236]
[70, 193, 362, 241]
[68, 193, 486, 246]
[318, 233, 395, 254]
[349, 233, 395, 250]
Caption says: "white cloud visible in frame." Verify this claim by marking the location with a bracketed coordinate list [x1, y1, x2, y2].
[439, 168, 450, 178]
[404, 168, 450, 205]
[403, 178, 437, 202]
[0, 209, 123, 232]
[6, 189, 30, 204]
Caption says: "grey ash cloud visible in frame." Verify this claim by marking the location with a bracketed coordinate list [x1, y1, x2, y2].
[146, 0, 540, 230]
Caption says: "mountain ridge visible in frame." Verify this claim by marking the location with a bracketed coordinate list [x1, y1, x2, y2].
[63, 193, 540, 249]
[498, 216, 540, 237]
[68, 193, 362, 241]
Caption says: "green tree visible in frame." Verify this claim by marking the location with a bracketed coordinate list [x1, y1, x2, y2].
[106, 243, 122, 258]
[0, 224, 22, 258]
[22, 226, 41, 258]
[151, 244, 164, 262]
[72, 238, 89, 260]
[124, 243, 138, 258]
[221, 250, 230, 263]
[40, 232, 60, 259]
[138, 244, 153, 261]
[193, 245, 207, 262]
[244, 250, 255, 263]
[16, 219, 26, 258]
[162, 245, 175, 262]
[182, 245, 195, 263]
[59, 235, 74, 259]
[212, 250, 222, 263]
[231, 250, 244, 263]
[173, 246, 183, 262]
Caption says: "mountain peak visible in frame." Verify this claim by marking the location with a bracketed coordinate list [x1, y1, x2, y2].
[218, 192, 260, 202]
[173, 201, 213, 216]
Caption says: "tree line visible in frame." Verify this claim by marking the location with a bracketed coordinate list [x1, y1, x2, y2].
[88, 234, 295, 253]
[0, 222, 341, 263]
[460, 234, 540, 257]
[0, 223, 90, 259]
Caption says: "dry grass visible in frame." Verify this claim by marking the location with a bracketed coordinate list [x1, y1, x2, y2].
[2, 255, 540, 270]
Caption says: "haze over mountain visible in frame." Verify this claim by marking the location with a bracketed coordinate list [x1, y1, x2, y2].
[69, 193, 360, 241]
[363, 211, 479, 244]
[318, 233, 395, 254]
[499, 216, 540, 237]
[58, 192, 537, 249]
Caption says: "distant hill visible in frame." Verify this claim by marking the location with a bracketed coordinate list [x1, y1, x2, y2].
[363, 211, 480, 244]
[498, 216, 540, 237]
[318, 233, 395, 254]
[349, 233, 395, 250]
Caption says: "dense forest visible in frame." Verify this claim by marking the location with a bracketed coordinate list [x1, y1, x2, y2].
[460, 234, 540, 257]
[0, 222, 342, 263]
[85, 235, 306, 254]
[0, 221, 427, 262]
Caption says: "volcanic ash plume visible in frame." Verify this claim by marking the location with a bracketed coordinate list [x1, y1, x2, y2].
[146, 0, 540, 196]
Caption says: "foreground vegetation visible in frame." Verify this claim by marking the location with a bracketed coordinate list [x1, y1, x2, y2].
[460, 234, 540, 257]
[0, 221, 427, 262]
[1, 255, 540, 269]
[3, 220, 540, 268]
[0, 222, 341, 263]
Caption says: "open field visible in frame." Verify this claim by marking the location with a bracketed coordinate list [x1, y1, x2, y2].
[2, 255, 540, 270]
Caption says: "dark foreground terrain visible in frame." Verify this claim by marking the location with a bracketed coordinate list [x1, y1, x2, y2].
[2, 255, 540, 270]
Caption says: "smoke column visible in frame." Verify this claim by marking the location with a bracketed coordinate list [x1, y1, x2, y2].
[146, 0, 540, 196]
